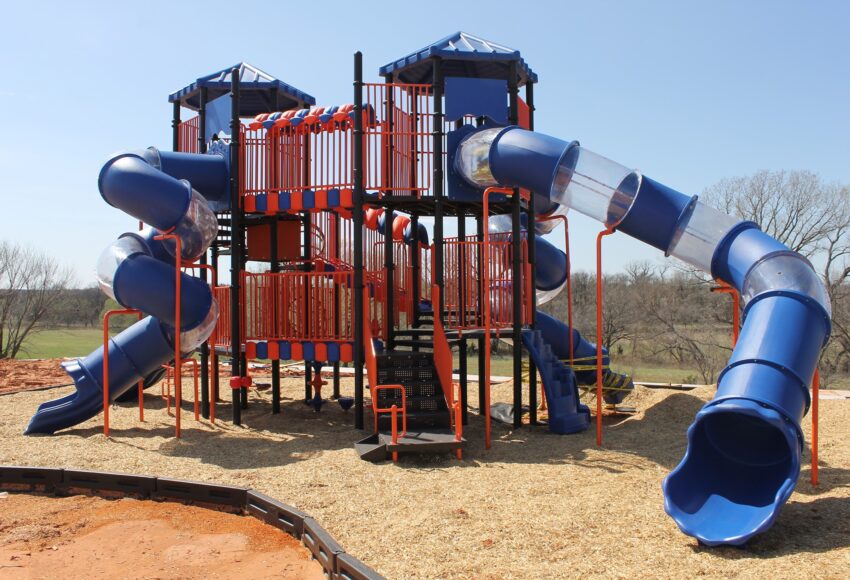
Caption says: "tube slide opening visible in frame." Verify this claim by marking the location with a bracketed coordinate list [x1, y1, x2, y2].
[664, 400, 800, 545]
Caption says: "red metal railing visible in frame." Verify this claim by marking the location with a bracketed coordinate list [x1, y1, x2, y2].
[178, 116, 200, 154]
[238, 83, 433, 203]
[242, 270, 355, 342]
[212, 286, 232, 348]
[363, 83, 433, 197]
[441, 233, 529, 331]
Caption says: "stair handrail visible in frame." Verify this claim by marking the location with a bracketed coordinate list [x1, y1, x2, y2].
[363, 294, 407, 441]
[431, 285, 456, 409]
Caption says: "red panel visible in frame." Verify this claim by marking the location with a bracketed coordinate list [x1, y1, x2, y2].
[340, 343, 353, 362]
[340, 188, 353, 207]
[315, 189, 328, 209]
[290, 190, 303, 211]
[314, 343, 328, 362]
[291, 342, 303, 360]
[267, 341, 280, 360]
[245, 342, 257, 360]
[246, 220, 301, 261]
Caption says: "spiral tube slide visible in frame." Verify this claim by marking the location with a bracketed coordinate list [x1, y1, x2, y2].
[25, 149, 222, 435]
[456, 126, 831, 546]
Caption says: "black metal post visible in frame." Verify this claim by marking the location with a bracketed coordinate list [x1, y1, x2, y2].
[303, 210, 313, 402]
[383, 74, 396, 349]
[508, 62, 524, 429]
[211, 245, 221, 403]
[458, 213, 468, 425]
[526, 80, 538, 425]
[411, 215, 420, 328]
[229, 68, 243, 425]
[353, 52, 366, 429]
[433, 58, 445, 320]
[270, 218, 281, 414]
[333, 210, 342, 400]
[172, 102, 180, 152]
[197, 87, 211, 420]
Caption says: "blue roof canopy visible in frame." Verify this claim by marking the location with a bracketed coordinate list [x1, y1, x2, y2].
[379, 32, 537, 86]
[169, 63, 315, 117]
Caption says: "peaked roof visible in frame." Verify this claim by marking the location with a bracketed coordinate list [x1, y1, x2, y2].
[168, 62, 315, 116]
[379, 31, 537, 86]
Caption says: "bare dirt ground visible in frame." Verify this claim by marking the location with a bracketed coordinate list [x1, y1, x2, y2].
[1, 360, 848, 579]
[0, 492, 323, 579]
[0, 359, 72, 395]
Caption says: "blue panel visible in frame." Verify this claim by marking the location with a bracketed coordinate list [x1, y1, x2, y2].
[279, 192, 291, 211]
[256, 341, 268, 360]
[278, 341, 291, 360]
[205, 93, 233, 137]
[303, 342, 315, 361]
[327, 343, 340, 362]
[327, 188, 340, 207]
[445, 77, 508, 123]
[302, 189, 315, 209]
[256, 193, 267, 212]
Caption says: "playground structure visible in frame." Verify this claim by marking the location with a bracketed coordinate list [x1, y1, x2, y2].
[23, 33, 830, 549]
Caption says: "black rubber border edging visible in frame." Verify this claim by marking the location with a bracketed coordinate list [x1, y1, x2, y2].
[0, 465, 385, 580]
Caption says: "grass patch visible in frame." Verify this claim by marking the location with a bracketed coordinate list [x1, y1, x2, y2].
[16, 328, 104, 359]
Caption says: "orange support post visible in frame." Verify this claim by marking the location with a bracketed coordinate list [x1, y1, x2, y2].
[812, 368, 820, 486]
[102, 308, 143, 437]
[711, 282, 741, 347]
[595, 228, 615, 446]
[155, 233, 182, 438]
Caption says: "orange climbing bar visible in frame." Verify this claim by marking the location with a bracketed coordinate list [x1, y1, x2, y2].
[155, 233, 182, 438]
[812, 368, 820, 486]
[101, 308, 143, 436]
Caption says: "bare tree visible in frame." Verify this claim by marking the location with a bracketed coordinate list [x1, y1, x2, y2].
[703, 170, 850, 385]
[0, 241, 73, 358]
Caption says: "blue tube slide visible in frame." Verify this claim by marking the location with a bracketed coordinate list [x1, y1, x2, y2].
[26, 151, 221, 435]
[455, 126, 831, 546]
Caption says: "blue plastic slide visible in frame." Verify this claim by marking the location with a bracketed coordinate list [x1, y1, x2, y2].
[25, 148, 225, 434]
[455, 126, 830, 545]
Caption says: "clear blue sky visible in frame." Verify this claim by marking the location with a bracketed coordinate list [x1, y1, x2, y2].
[2, 1, 848, 285]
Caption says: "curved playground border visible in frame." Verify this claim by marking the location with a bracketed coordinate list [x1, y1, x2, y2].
[0, 465, 383, 580]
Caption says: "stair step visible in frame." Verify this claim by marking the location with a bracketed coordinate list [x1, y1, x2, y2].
[391, 339, 435, 350]
[393, 328, 435, 337]
[385, 429, 465, 453]
[378, 409, 451, 430]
